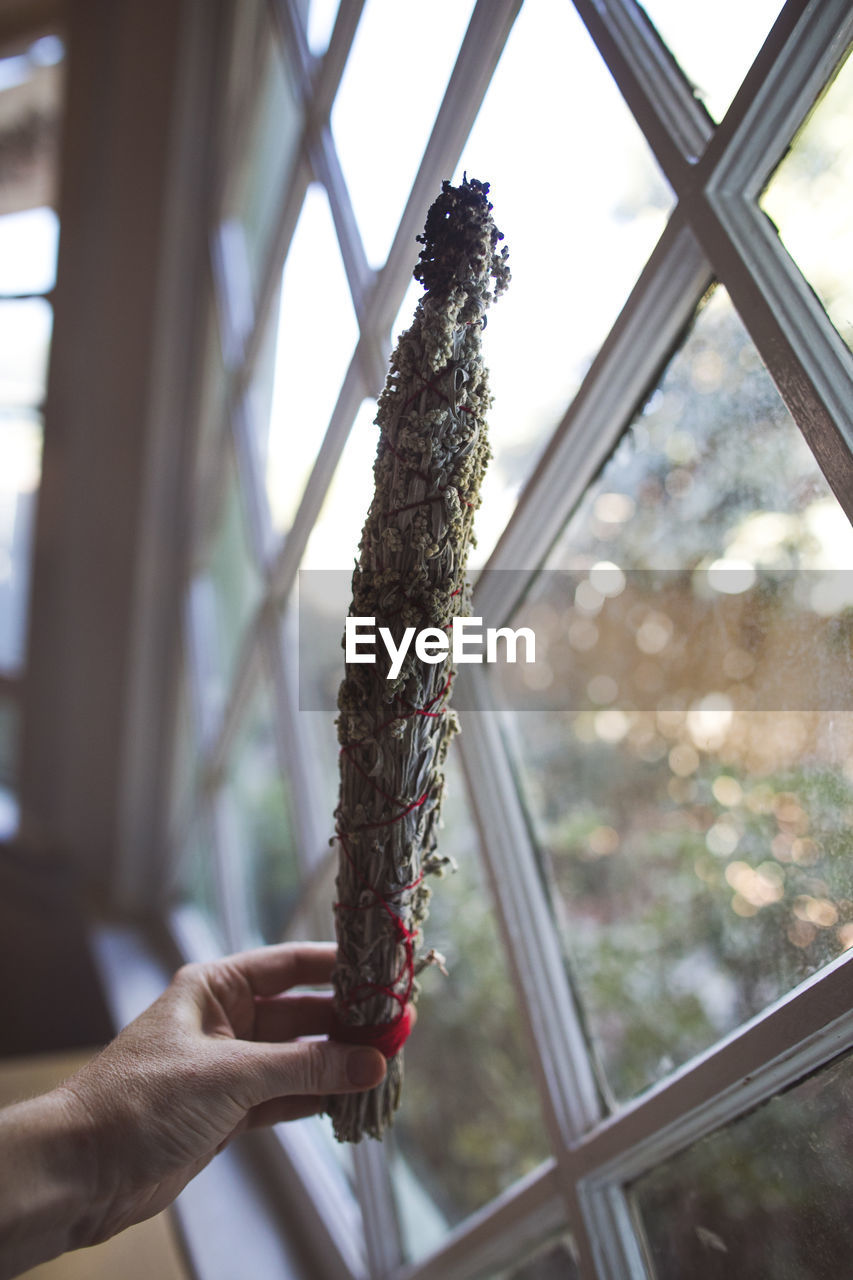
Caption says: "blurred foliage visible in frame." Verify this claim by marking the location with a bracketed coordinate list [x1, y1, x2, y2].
[507, 285, 853, 1101]
[633, 1048, 853, 1278]
[228, 681, 302, 944]
[390, 755, 550, 1249]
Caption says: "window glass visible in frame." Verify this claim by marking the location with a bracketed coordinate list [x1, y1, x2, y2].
[502, 285, 853, 1103]
[293, 401, 377, 820]
[281, 851, 357, 1186]
[0, 207, 59, 294]
[224, 674, 302, 945]
[761, 50, 853, 353]
[0, 695, 19, 840]
[175, 812, 227, 954]
[638, 0, 781, 123]
[0, 298, 52, 405]
[194, 446, 263, 727]
[252, 184, 359, 536]
[450, 0, 673, 566]
[169, 663, 200, 852]
[332, 0, 476, 267]
[301, 398, 375, 571]
[387, 752, 550, 1263]
[481, 1229, 581, 1280]
[307, 0, 340, 56]
[0, 32, 64, 216]
[223, 17, 303, 300]
[0, 411, 41, 671]
[632, 1049, 853, 1278]
[194, 299, 228, 517]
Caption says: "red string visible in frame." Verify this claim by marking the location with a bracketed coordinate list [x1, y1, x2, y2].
[331, 1004, 413, 1059]
[334, 829, 420, 1057]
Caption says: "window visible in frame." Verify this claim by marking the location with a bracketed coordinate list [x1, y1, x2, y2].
[0, 22, 64, 838]
[169, 0, 853, 1275]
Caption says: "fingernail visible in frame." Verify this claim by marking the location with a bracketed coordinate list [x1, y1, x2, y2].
[347, 1048, 385, 1087]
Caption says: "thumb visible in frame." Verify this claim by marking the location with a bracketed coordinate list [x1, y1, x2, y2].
[231, 1038, 387, 1106]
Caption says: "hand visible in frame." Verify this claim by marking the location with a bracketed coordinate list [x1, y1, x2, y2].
[54, 942, 386, 1247]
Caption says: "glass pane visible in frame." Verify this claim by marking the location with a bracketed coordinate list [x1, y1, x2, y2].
[388, 752, 550, 1263]
[503, 285, 853, 1103]
[639, 0, 781, 123]
[307, 0, 340, 56]
[761, 51, 853, 353]
[0, 694, 15, 787]
[175, 811, 227, 954]
[0, 33, 64, 217]
[252, 184, 358, 536]
[222, 17, 302, 299]
[169, 664, 200, 849]
[194, 446, 263, 726]
[194, 299, 228, 508]
[633, 1049, 853, 1278]
[0, 207, 59, 294]
[302, 398, 374, 571]
[0, 410, 41, 671]
[225, 674, 302, 945]
[283, 846, 337, 945]
[0, 298, 52, 405]
[280, 854, 357, 1187]
[450, 0, 673, 566]
[481, 1229, 580, 1280]
[332, 0, 476, 268]
[294, 398, 376, 814]
[0, 694, 18, 841]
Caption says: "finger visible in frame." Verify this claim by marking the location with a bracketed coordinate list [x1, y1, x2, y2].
[223, 942, 338, 998]
[229, 1038, 386, 1105]
[253, 994, 336, 1043]
[246, 1096, 326, 1129]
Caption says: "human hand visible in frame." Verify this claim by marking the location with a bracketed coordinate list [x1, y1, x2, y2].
[55, 942, 386, 1247]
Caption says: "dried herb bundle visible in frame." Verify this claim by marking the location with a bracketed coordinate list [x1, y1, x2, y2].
[328, 177, 509, 1143]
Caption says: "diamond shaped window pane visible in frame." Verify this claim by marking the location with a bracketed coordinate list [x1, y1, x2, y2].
[0, 410, 42, 671]
[252, 184, 359, 536]
[501, 285, 853, 1104]
[633, 1049, 853, 1276]
[332, 0, 476, 268]
[301, 398, 375, 571]
[307, 0, 340, 56]
[450, 0, 673, 566]
[0, 208, 59, 295]
[193, 446, 263, 731]
[387, 752, 550, 1262]
[639, 0, 782, 123]
[222, 8, 303, 300]
[224, 673, 302, 946]
[175, 812, 228, 956]
[0, 298, 52, 406]
[761, 50, 853, 353]
[0, 694, 19, 840]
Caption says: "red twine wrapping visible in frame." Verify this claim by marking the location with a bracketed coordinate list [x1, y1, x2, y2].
[331, 1004, 414, 1060]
